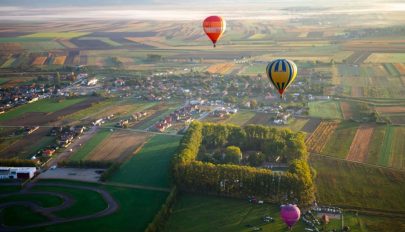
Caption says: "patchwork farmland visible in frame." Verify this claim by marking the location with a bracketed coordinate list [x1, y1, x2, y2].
[346, 124, 375, 162]
[306, 121, 339, 153]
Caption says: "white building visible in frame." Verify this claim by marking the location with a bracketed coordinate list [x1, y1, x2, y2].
[0, 167, 37, 179]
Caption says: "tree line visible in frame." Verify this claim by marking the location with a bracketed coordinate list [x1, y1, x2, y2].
[173, 121, 315, 205]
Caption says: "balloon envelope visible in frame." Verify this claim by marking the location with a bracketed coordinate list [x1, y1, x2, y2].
[280, 204, 301, 228]
[266, 59, 297, 97]
[203, 16, 226, 47]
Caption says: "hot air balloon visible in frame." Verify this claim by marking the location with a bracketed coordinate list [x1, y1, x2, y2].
[203, 16, 226, 47]
[280, 204, 301, 230]
[266, 59, 297, 98]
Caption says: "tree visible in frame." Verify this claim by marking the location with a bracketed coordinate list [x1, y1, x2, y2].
[247, 152, 265, 166]
[224, 146, 242, 164]
[250, 99, 258, 109]
[54, 72, 61, 88]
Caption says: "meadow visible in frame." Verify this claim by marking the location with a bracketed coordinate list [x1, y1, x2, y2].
[322, 121, 358, 158]
[224, 111, 256, 125]
[308, 100, 343, 119]
[69, 129, 112, 161]
[109, 134, 181, 188]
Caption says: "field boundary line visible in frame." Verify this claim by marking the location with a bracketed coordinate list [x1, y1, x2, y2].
[102, 182, 171, 192]
[309, 153, 405, 173]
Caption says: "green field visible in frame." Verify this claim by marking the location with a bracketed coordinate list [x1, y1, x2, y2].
[109, 134, 181, 188]
[79, 37, 121, 47]
[69, 129, 112, 161]
[276, 118, 309, 132]
[22, 32, 89, 39]
[322, 121, 358, 158]
[379, 125, 394, 166]
[0, 205, 48, 227]
[310, 155, 405, 213]
[0, 97, 88, 121]
[366, 125, 386, 165]
[0, 193, 63, 208]
[225, 111, 256, 125]
[308, 100, 343, 119]
[240, 64, 266, 76]
[391, 127, 405, 169]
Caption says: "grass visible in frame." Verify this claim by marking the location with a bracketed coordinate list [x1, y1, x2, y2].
[21, 181, 168, 232]
[164, 194, 307, 232]
[109, 134, 181, 188]
[310, 155, 405, 213]
[225, 111, 256, 125]
[0, 193, 63, 208]
[391, 126, 405, 169]
[69, 129, 112, 161]
[0, 185, 21, 193]
[365, 53, 405, 63]
[379, 125, 394, 166]
[366, 125, 386, 165]
[308, 100, 343, 119]
[0, 97, 88, 121]
[0, 205, 48, 226]
[276, 118, 309, 132]
[79, 37, 121, 47]
[383, 63, 400, 77]
[22, 32, 89, 39]
[30, 185, 107, 218]
[240, 64, 266, 76]
[0, 58, 16, 68]
[322, 121, 358, 158]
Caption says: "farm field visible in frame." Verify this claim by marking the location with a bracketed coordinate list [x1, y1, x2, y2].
[245, 112, 271, 125]
[366, 125, 386, 166]
[322, 121, 358, 158]
[86, 130, 152, 162]
[306, 121, 339, 153]
[69, 129, 112, 161]
[379, 125, 405, 169]
[300, 117, 321, 133]
[0, 180, 169, 232]
[22, 32, 89, 39]
[276, 118, 309, 132]
[308, 100, 343, 119]
[346, 124, 375, 162]
[224, 111, 256, 125]
[310, 155, 405, 213]
[364, 53, 405, 63]
[109, 134, 181, 188]
[206, 63, 235, 75]
[0, 97, 88, 122]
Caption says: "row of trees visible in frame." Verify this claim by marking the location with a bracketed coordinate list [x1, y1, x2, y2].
[0, 159, 37, 167]
[173, 122, 315, 205]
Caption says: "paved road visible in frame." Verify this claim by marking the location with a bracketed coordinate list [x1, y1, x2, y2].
[0, 182, 119, 232]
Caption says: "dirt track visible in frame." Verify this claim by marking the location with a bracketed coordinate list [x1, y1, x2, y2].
[346, 124, 375, 162]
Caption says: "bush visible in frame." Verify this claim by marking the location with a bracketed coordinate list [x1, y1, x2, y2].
[0, 159, 37, 167]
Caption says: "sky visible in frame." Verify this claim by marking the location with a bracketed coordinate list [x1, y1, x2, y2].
[0, 0, 404, 21]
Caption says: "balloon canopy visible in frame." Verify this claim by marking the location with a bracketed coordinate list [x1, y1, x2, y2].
[266, 59, 297, 97]
[280, 204, 301, 229]
[203, 16, 226, 47]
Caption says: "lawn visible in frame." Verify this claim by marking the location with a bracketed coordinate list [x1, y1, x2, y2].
[366, 125, 386, 165]
[379, 125, 394, 166]
[308, 100, 343, 119]
[276, 118, 309, 132]
[69, 129, 112, 161]
[0, 97, 88, 121]
[22, 32, 89, 39]
[109, 134, 181, 188]
[0, 205, 48, 227]
[310, 155, 405, 213]
[391, 126, 405, 169]
[0, 193, 63, 208]
[225, 111, 256, 125]
[322, 121, 358, 158]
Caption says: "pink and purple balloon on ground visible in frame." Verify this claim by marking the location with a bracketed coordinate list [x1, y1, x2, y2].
[280, 204, 301, 229]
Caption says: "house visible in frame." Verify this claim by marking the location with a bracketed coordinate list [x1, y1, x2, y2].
[42, 149, 56, 157]
[0, 167, 37, 179]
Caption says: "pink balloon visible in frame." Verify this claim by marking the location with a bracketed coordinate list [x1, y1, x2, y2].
[280, 204, 301, 229]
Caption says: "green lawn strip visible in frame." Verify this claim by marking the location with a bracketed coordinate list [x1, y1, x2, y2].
[30, 185, 106, 218]
[225, 111, 256, 125]
[322, 121, 358, 158]
[366, 125, 386, 165]
[310, 155, 405, 212]
[21, 185, 168, 232]
[0, 193, 63, 208]
[379, 125, 394, 166]
[383, 63, 400, 77]
[0, 205, 48, 227]
[0, 185, 21, 193]
[391, 127, 405, 169]
[276, 118, 310, 132]
[0, 97, 88, 121]
[109, 134, 181, 188]
[69, 129, 112, 161]
[309, 100, 343, 119]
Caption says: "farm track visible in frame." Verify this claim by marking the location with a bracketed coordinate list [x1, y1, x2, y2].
[0, 182, 118, 232]
[306, 121, 339, 153]
[346, 124, 375, 162]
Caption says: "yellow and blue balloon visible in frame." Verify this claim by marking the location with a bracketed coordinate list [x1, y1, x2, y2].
[266, 59, 297, 98]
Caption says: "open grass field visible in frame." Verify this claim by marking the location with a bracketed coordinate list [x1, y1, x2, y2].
[69, 129, 112, 161]
[310, 155, 405, 213]
[22, 32, 89, 39]
[308, 100, 343, 119]
[364, 53, 405, 63]
[86, 130, 152, 162]
[245, 112, 271, 125]
[0, 97, 88, 121]
[9, 180, 169, 232]
[109, 134, 181, 188]
[346, 124, 375, 163]
[276, 118, 309, 132]
[206, 63, 235, 75]
[224, 111, 256, 125]
[379, 125, 405, 169]
[366, 125, 386, 166]
[1, 205, 48, 227]
[306, 121, 339, 153]
[0, 194, 63, 208]
[322, 121, 358, 158]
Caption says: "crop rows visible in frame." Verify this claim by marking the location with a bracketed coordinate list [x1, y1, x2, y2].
[305, 121, 339, 153]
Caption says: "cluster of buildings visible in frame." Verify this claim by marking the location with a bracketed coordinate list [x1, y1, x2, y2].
[210, 107, 238, 118]
[0, 167, 37, 180]
[0, 84, 51, 114]
[153, 104, 199, 132]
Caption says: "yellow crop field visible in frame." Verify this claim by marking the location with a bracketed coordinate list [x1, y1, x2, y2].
[207, 63, 235, 75]
[32, 56, 47, 65]
[53, 56, 67, 65]
[365, 53, 405, 63]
